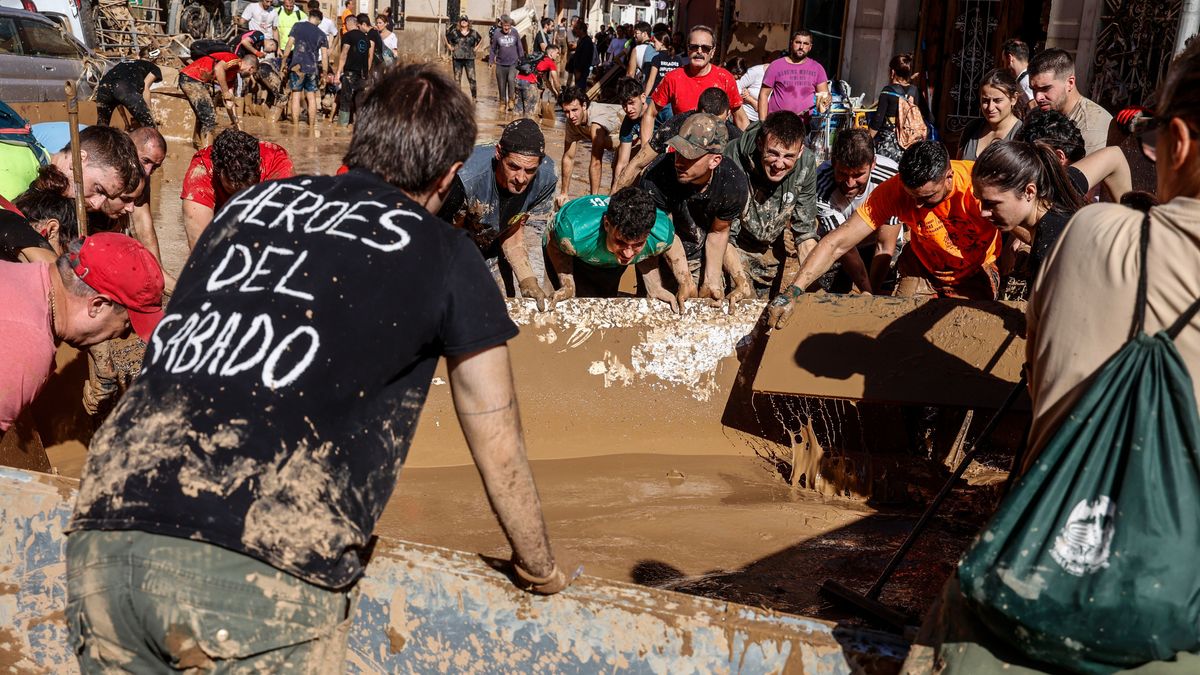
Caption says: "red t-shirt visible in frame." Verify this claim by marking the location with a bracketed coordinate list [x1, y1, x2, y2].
[650, 65, 742, 115]
[517, 56, 556, 84]
[180, 52, 240, 85]
[180, 141, 294, 210]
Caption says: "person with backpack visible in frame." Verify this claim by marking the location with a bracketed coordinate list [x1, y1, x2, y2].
[869, 53, 930, 162]
[270, 0, 306, 51]
[903, 42, 1200, 675]
[489, 14, 524, 114]
[766, 141, 1002, 323]
[514, 45, 558, 118]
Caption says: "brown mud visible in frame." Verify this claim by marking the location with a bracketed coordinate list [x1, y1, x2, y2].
[24, 67, 1009, 628]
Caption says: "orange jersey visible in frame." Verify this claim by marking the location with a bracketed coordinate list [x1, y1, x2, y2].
[856, 160, 999, 285]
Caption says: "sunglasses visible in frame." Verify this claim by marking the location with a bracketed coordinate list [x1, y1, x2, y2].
[688, 43, 714, 54]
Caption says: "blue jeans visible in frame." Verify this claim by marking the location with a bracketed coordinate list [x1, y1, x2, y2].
[288, 71, 319, 93]
[66, 530, 355, 673]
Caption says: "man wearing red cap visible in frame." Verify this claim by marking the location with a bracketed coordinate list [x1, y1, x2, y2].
[0, 232, 164, 431]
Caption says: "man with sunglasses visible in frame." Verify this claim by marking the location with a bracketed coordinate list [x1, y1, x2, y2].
[639, 25, 748, 146]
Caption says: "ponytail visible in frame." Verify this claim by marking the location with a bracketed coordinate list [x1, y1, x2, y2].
[30, 164, 71, 195]
[973, 140, 1085, 215]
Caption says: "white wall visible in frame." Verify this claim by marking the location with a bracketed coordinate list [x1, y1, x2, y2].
[1044, 0, 1104, 94]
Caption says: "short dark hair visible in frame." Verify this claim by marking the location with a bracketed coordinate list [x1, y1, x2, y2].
[831, 127, 876, 168]
[898, 141, 950, 188]
[356, 12, 370, 25]
[129, 126, 167, 156]
[1002, 38, 1030, 62]
[635, 21, 651, 35]
[759, 111, 806, 148]
[73, 126, 141, 193]
[14, 186, 77, 248]
[615, 77, 643, 103]
[605, 186, 657, 240]
[1017, 109, 1086, 162]
[1028, 48, 1075, 79]
[344, 64, 475, 193]
[310, 9, 323, 20]
[558, 85, 589, 108]
[697, 87, 730, 116]
[723, 56, 747, 78]
[211, 129, 261, 193]
[541, 17, 553, 27]
[791, 29, 814, 41]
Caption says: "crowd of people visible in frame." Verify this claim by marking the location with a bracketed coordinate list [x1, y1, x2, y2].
[0, 6, 1196, 672]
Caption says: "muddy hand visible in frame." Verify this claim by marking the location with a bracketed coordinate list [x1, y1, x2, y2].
[767, 287, 803, 330]
[675, 282, 697, 311]
[648, 286, 680, 314]
[554, 192, 569, 209]
[698, 282, 725, 304]
[513, 559, 581, 595]
[724, 282, 753, 314]
[518, 277, 549, 312]
[548, 280, 575, 311]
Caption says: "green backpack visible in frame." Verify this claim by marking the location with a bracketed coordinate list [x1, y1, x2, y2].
[958, 212, 1200, 673]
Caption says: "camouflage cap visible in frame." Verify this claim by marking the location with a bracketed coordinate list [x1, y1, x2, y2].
[667, 113, 729, 160]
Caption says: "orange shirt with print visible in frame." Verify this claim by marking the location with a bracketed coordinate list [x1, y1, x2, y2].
[339, 8, 353, 34]
[855, 160, 999, 285]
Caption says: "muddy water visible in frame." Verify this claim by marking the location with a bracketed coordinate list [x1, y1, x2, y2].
[39, 66, 991, 625]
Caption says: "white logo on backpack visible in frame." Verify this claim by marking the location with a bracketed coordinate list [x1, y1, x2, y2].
[1051, 496, 1116, 576]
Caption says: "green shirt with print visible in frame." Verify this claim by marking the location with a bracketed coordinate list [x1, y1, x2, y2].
[549, 195, 674, 267]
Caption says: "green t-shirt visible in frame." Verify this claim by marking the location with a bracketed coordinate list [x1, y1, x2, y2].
[0, 142, 42, 202]
[549, 195, 673, 267]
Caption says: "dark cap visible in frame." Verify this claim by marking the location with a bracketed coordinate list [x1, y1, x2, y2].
[499, 118, 545, 156]
[667, 113, 729, 159]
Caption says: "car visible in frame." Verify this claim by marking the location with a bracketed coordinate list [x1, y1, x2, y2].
[0, 6, 104, 102]
[0, 0, 87, 46]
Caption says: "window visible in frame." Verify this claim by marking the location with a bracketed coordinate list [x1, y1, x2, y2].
[16, 17, 83, 58]
[0, 18, 20, 55]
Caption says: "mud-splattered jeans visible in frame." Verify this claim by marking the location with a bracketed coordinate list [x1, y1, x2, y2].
[179, 73, 218, 138]
[515, 80, 539, 117]
[452, 58, 477, 98]
[66, 530, 355, 673]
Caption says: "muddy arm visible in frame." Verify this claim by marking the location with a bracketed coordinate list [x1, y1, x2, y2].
[447, 344, 564, 589]
[545, 236, 576, 307]
[558, 139, 577, 206]
[638, 99, 659, 153]
[612, 141, 657, 192]
[783, 213, 873, 292]
[500, 222, 548, 309]
[699, 218, 731, 299]
[588, 132, 605, 194]
[868, 222, 901, 294]
[636, 248, 681, 313]
[182, 199, 214, 251]
[613, 141, 633, 189]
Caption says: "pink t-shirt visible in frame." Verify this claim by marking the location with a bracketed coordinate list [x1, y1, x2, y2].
[763, 56, 828, 114]
[0, 261, 56, 431]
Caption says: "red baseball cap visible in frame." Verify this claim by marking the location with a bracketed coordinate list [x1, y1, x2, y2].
[69, 233, 165, 341]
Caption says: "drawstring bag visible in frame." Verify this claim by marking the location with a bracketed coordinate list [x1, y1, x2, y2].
[958, 212, 1200, 673]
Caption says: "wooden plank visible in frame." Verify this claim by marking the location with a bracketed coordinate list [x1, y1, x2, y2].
[752, 293, 1028, 409]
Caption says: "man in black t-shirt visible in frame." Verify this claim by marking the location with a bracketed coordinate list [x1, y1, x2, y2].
[66, 65, 573, 672]
[445, 15, 482, 99]
[94, 59, 162, 128]
[334, 14, 373, 124]
[640, 113, 749, 299]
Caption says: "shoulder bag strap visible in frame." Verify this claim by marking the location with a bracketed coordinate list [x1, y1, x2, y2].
[1131, 211, 1152, 339]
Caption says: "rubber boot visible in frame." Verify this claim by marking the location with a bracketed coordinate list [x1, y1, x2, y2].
[337, 110, 350, 126]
